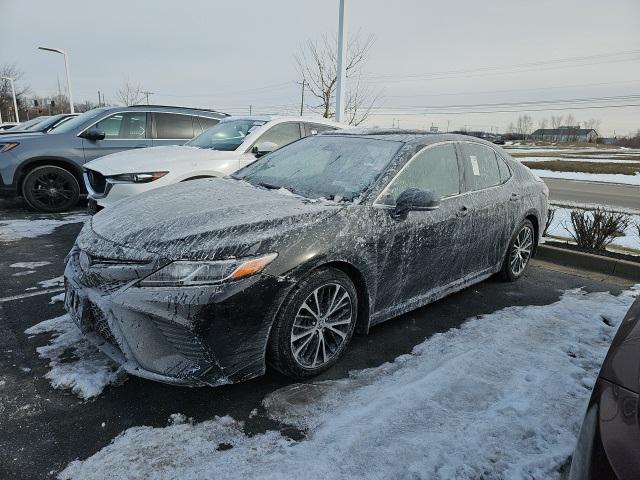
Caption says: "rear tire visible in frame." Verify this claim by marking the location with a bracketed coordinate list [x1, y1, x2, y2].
[267, 268, 358, 380]
[500, 219, 535, 282]
[22, 165, 80, 213]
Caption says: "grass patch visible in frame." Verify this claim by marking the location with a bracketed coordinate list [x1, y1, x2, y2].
[522, 160, 640, 175]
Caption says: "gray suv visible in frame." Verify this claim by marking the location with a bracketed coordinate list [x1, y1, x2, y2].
[0, 105, 227, 212]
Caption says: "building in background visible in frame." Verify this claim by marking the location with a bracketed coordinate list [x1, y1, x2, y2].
[531, 126, 599, 143]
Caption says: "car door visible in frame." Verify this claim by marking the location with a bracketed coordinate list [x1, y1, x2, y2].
[81, 111, 151, 161]
[374, 142, 470, 310]
[238, 122, 303, 168]
[151, 112, 201, 147]
[456, 141, 514, 275]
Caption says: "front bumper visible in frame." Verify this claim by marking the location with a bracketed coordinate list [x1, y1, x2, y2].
[570, 377, 640, 479]
[64, 245, 292, 386]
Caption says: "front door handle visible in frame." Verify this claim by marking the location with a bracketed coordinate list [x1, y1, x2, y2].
[510, 192, 520, 201]
[456, 206, 469, 218]
[134, 144, 148, 148]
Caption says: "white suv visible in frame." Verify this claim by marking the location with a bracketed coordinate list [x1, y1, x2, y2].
[84, 116, 343, 210]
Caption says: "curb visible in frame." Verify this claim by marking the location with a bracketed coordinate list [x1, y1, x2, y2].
[536, 245, 640, 281]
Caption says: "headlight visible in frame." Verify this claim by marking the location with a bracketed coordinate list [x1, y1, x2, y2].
[107, 171, 168, 183]
[138, 253, 278, 287]
[0, 142, 19, 153]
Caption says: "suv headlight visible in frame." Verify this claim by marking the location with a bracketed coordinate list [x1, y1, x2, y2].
[108, 171, 168, 183]
[0, 142, 19, 153]
[138, 253, 278, 287]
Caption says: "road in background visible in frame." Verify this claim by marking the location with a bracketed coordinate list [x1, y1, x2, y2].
[544, 178, 640, 210]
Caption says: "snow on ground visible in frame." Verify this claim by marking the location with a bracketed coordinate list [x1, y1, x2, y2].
[10, 261, 51, 268]
[546, 207, 640, 250]
[0, 213, 87, 242]
[59, 287, 638, 480]
[25, 314, 126, 400]
[531, 169, 640, 185]
[38, 275, 64, 289]
[519, 156, 640, 164]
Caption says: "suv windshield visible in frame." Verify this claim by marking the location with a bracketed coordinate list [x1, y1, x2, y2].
[234, 135, 403, 201]
[186, 119, 266, 151]
[50, 108, 110, 134]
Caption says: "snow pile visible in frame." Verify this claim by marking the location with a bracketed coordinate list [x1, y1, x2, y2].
[60, 287, 637, 480]
[25, 315, 126, 400]
[530, 169, 640, 186]
[0, 214, 87, 242]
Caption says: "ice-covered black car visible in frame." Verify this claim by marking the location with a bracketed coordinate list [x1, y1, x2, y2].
[64, 130, 548, 386]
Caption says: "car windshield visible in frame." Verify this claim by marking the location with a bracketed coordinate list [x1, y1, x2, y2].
[233, 135, 403, 202]
[26, 115, 67, 132]
[186, 119, 266, 151]
[7, 117, 48, 131]
[50, 108, 110, 134]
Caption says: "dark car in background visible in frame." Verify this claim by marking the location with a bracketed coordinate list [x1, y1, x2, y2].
[570, 295, 640, 480]
[0, 113, 78, 136]
[0, 105, 227, 212]
[64, 131, 548, 387]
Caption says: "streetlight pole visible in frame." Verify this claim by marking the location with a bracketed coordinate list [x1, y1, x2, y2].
[38, 46, 75, 114]
[0, 76, 19, 123]
[335, 0, 347, 123]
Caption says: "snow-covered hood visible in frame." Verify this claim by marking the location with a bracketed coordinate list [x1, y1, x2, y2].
[85, 177, 341, 260]
[84, 145, 241, 175]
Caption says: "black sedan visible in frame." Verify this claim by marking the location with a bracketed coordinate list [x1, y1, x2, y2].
[63, 131, 548, 386]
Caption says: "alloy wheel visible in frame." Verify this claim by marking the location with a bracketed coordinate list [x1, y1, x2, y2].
[509, 225, 534, 276]
[29, 170, 76, 210]
[290, 283, 353, 369]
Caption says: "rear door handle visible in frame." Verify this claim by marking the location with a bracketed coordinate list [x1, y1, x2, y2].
[510, 192, 520, 201]
[134, 144, 148, 148]
[456, 206, 469, 217]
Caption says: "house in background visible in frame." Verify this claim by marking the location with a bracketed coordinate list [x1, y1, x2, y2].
[531, 126, 599, 143]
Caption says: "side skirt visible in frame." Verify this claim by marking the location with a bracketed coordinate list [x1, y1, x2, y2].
[369, 265, 499, 328]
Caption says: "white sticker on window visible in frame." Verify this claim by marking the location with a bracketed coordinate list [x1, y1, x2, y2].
[470, 155, 480, 176]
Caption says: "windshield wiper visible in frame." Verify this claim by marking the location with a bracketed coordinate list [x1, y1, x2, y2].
[255, 181, 281, 190]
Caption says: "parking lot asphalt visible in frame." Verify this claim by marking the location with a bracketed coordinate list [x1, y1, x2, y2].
[0, 198, 632, 480]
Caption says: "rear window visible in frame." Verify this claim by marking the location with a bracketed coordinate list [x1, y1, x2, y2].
[155, 113, 195, 139]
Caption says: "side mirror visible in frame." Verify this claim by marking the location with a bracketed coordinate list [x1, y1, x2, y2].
[82, 128, 106, 141]
[392, 188, 440, 219]
[252, 141, 278, 157]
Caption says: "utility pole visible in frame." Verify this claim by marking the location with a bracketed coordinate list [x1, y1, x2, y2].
[249, 105, 252, 115]
[335, 0, 347, 123]
[141, 91, 154, 105]
[97, 91, 101, 107]
[0, 77, 19, 122]
[299, 79, 306, 116]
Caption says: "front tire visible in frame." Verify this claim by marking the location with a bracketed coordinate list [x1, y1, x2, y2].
[500, 219, 535, 281]
[267, 268, 358, 380]
[22, 165, 80, 213]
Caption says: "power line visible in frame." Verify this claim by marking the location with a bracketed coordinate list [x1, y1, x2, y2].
[368, 103, 640, 116]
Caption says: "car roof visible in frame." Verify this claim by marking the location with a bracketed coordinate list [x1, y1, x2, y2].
[219, 115, 344, 127]
[323, 129, 501, 147]
[98, 105, 228, 118]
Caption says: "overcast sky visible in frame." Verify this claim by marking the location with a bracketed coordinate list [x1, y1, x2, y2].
[1, 0, 639, 135]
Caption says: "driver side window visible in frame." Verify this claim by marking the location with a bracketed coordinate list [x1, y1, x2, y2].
[252, 122, 302, 151]
[378, 143, 460, 205]
[93, 112, 147, 139]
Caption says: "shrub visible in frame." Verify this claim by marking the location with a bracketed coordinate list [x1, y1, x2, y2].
[566, 208, 630, 250]
[543, 208, 555, 236]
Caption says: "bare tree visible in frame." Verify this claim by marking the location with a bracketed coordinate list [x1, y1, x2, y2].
[515, 115, 534, 140]
[583, 118, 601, 131]
[117, 80, 145, 106]
[550, 115, 563, 129]
[538, 118, 548, 130]
[0, 64, 30, 121]
[564, 114, 576, 127]
[295, 33, 377, 125]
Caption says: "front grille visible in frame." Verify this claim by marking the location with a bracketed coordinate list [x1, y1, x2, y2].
[150, 317, 212, 365]
[86, 169, 106, 194]
[88, 303, 119, 347]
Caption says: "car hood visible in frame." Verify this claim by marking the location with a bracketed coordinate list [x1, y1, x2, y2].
[0, 131, 46, 140]
[84, 145, 241, 175]
[84, 177, 341, 260]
